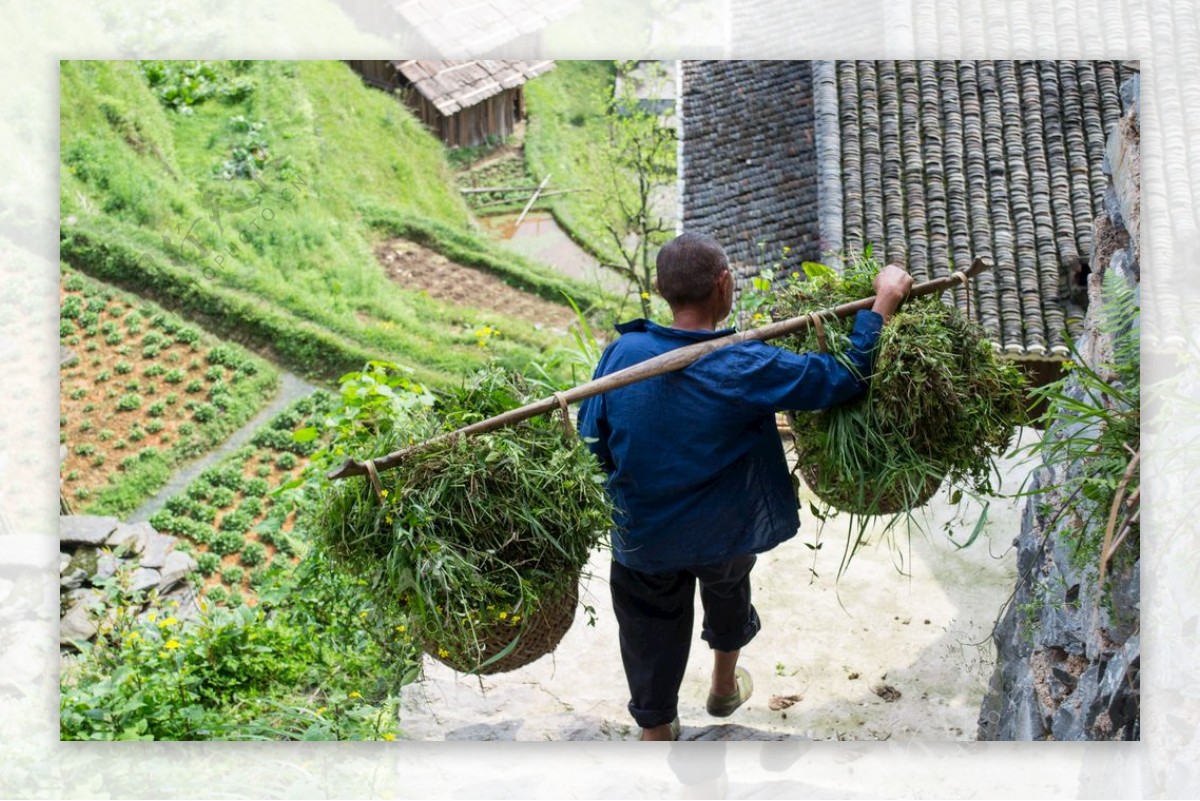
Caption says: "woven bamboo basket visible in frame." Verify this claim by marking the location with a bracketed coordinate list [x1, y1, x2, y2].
[794, 453, 943, 516]
[425, 579, 579, 675]
[787, 412, 944, 516]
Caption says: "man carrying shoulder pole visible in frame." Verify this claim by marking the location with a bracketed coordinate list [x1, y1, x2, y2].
[578, 232, 913, 741]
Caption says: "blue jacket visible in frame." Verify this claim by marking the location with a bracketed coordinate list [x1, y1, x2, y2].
[577, 310, 883, 574]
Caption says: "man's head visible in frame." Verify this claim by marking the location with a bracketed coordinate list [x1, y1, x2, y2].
[654, 233, 733, 320]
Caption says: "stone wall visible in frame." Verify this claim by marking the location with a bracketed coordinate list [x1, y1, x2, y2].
[977, 71, 1141, 741]
[59, 515, 199, 648]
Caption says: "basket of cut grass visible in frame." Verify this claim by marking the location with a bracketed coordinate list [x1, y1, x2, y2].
[770, 256, 1027, 517]
[310, 365, 612, 675]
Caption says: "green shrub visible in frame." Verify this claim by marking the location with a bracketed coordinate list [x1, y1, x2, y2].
[116, 393, 141, 412]
[147, 402, 166, 418]
[96, 370, 111, 382]
[61, 295, 83, 320]
[209, 487, 236, 509]
[239, 541, 267, 568]
[64, 274, 86, 291]
[243, 477, 269, 497]
[174, 327, 200, 345]
[274, 452, 297, 471]
[219, 511, 252, 534]
[145, 420, 164, 434]
[114, 360, 133, 375]
[193, 403, 217, 423]
[145, 364, 166, 377]
[164, 368, 185, 384]
[186, 380, 204, 394]
[196, 552, 221, 576]
[73, 443, 96, 457]
[204, 366, 224, 382]
[205, 585, 229, 604]
[209, 530, 244, 556]
[220, 565, 244, 585]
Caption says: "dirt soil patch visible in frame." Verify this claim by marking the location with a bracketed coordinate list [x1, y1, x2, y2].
[374, 238, 577, 331]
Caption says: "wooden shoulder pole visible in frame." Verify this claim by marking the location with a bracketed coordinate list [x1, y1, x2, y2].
[327, 259, 992, 480]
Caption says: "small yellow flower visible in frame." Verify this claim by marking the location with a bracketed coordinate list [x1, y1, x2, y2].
[438, 648, 450, 658]
[146, 612, 157, 623]
[512, 615, 521, 623]
[158, 617, 178, 627]
[349, 691, 362, 699]
[359, 611, 369, 618]
[792, 272, 800, 279]
[782, 246, 791, 254]
[380, 489, 389, 498]
[385, 515, 394, 524]
[395, 624, 406, 633]
[640, 291, 651, 300]
[381, 733, 396, 741]
[164, 639, 181, 650]
[498, 611, 508, 620]
[317, 706, 328, 715]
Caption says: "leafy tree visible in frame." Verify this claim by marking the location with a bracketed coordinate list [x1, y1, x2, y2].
[596, 61, 677, 318]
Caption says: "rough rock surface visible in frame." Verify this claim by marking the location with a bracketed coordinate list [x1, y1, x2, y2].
[58, 516, 200, 650]
[977, 72, 1140, 742]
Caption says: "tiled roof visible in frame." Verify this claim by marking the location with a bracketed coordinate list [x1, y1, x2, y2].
[679, 61, 821, 281]
[828, 60, 1131, 357]
[393, 60, 555, 115]
[390, 0, 580, 58]
[678, 59, 1132, 359]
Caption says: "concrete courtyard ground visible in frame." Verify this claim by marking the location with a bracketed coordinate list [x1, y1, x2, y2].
[397, 430, 1037, 742]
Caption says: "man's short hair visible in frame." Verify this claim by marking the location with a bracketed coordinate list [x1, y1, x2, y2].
[655, 232, 729, 307]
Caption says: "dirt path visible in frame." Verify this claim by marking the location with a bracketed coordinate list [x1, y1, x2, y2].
[374, 238, 579, 331]
[125, 371, 318, 524]
[395, 433, 1033, 741]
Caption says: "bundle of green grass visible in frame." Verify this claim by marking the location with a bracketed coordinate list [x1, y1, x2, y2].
[768, 257, 1027, 516]
[310, 365, 612, 675]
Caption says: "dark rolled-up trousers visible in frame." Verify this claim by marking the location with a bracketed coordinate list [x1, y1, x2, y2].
[609, 554, 761, 729]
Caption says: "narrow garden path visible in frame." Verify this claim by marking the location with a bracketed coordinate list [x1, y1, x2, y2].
[126, 371, 319, 524]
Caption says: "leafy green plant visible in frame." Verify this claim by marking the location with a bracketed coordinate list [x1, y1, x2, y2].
[303, 363, 611, 674]
[1019, 269, 1140, 579]
[196, 552, 220, 576]
[756, 252, 1026, 575]
[116, 393, 142, 412]
[240, 541, 267, 568]
[210, 531, 245, 557]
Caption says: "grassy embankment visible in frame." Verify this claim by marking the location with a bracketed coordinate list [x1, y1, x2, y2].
[59, 60, 612, 390]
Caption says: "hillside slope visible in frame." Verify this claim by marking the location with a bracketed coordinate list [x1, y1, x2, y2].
[60, 60, 607, 387]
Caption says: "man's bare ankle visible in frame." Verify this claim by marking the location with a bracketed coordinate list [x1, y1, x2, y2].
[640, 723, 675, 741]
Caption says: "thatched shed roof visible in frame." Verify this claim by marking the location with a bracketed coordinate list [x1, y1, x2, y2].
[679, 59, 1133, 359]
[393, 60, 555, 116]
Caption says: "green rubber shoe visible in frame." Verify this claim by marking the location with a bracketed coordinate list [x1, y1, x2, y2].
[706, 667, 753, 718]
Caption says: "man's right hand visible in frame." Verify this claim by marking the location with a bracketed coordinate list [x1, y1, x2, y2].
[871, 264, 914, 322]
